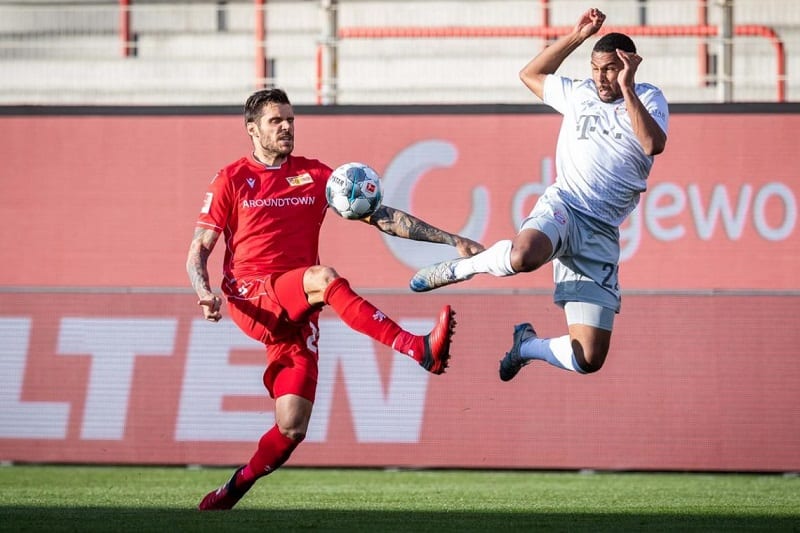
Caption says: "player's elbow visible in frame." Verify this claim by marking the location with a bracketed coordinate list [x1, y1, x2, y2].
[644, 133, 667, 156]
[648, 138, 667, 156]
[519, 71, 545, 100]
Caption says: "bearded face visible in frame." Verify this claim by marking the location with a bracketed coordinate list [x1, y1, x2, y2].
[248, 102, 295, 162]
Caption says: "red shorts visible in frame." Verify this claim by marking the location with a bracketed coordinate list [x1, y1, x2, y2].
[224, 267, 320, 402]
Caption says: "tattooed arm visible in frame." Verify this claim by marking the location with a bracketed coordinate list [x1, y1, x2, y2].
[364, 205, 484, 257]
[186, 227, 223, 322]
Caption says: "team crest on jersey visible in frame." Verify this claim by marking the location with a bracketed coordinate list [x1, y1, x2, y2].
[286, 172, 313, 186]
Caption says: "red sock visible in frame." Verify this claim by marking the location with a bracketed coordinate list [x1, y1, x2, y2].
[241, 425, 301, 482]
[323, 277, 423, 359]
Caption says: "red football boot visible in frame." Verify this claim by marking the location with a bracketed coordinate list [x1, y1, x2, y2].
[198, 466, 253, 511]
[419, 305, 456, 375]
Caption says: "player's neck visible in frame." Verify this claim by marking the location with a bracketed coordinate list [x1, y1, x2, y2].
[252, 151, 288, 168]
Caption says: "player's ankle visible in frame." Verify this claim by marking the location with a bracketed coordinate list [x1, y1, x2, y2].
[236, 465, 257, 486]
[391, 331, 424, 362]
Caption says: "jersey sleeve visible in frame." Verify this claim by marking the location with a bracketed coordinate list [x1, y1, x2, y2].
[314, 160, 334, 182]
[313, 160, 334, 217]
[195, 170, 232, 233]
[639, 84, 670, 135]
[542, 74, 574, 115]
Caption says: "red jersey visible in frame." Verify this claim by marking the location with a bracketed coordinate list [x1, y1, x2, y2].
[196, 154, 332, 294]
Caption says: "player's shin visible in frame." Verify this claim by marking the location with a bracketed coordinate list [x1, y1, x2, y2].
[454, 239, 515, 278]
[526, 335, 585, 373]
[322, 277, 404, 347]
[246, 425, 303, 480]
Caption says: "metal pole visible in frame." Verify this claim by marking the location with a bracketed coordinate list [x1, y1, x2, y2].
[698, 0, 710, 87]
[717, 0, 733, 102]
[637, 0, 647, 26]
[319, 0, 338, 105]
[120, 0, 132, 57]
[540, 0, 550, 47]
[255, 0, 268, 88]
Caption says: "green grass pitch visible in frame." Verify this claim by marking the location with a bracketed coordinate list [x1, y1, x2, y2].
[1, 465, 798, 532]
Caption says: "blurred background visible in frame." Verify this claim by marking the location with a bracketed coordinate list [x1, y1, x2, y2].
[0, 0, 797, 105]
[1, 0, 798, 474]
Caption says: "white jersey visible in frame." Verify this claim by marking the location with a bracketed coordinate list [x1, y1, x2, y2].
[542, 74, 669, 227]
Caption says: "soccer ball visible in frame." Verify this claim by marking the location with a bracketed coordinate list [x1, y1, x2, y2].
[325, 162, 383, 219]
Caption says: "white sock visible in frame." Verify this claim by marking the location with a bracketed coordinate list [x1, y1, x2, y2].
[453, 239, 515, 278]
[521, 334, 585, 373]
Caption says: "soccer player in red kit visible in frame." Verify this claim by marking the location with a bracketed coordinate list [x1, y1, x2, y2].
[187, 88, 483, 511]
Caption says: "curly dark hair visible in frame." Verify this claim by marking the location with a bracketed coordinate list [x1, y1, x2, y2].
[592, 32, 636, 54]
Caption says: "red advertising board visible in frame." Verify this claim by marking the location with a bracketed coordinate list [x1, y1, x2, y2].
[0, 111, 796, 290]
[0, 108, 798, 471]
[1, 291, 798, 471]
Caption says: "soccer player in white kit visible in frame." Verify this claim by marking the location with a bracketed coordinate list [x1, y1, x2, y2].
[410, 8, 669, 380]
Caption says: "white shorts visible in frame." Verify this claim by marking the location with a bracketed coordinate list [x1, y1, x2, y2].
[521, 188, 622, 315]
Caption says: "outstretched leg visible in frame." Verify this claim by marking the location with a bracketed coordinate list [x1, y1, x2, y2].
[498, 303, 614, 381]
[298, 266, 456, 374]
[197, 422, 300, 511]
[410, 228, 554, 292]
[198, 383, 311, 510]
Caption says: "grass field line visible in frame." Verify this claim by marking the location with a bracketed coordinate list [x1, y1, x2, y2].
[1, 466, 798, 532]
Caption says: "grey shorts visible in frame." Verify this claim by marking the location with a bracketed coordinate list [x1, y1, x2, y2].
[520, 189, 622, 314]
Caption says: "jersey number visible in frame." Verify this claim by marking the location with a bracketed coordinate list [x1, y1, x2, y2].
[601, 263, 619, 291]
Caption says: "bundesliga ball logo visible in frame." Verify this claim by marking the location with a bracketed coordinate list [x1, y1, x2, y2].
[326, 162, 383, 220]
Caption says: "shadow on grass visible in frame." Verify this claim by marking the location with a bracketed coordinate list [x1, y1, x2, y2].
[1, 507, 798, 533]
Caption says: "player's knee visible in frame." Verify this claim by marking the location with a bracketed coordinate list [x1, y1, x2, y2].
[568, 320, 611, 374]
[509, 246, 534, 272]
[283, 429, 307, 442]
[577, 357, 604, 374]
[305, 265, 338, 285]
[509, 239, 549, 273]
[277, 424, 307, 443]
[304, 265, 341, 298]
[572, 339, 609, 374]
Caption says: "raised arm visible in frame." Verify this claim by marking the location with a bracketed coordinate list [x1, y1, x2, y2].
[616, 49, 668, 156]
[365, 205, 484, 257]
[519, 8, 606, 100]
[186, 227, 223, 322]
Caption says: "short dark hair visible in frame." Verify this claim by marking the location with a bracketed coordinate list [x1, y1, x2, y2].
[593, 32, 636, 54]
[244, 88, 291, 124]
